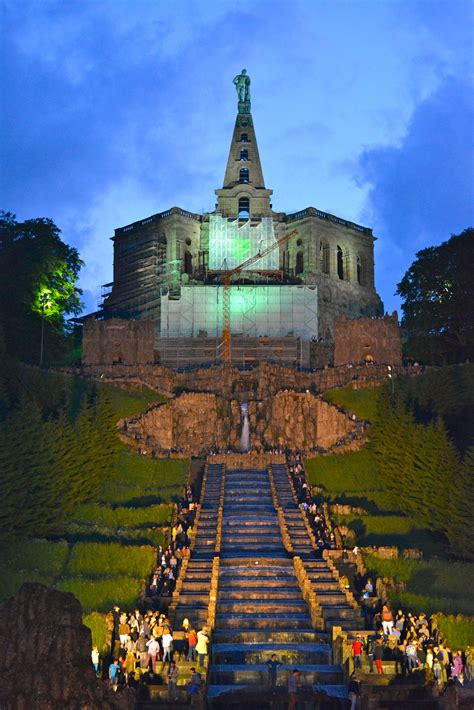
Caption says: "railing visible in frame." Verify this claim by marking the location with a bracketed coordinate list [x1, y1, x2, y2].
[286, 206, 372, 234]
[115, 207, 202, 235]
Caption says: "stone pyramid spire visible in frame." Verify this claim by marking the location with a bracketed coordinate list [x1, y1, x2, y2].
[215, 70, 273, 220]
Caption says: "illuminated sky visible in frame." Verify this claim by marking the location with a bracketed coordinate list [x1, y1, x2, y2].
[1, 0, 473, 315]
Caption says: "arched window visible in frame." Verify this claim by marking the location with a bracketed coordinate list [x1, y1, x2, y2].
[295, 251, 304, 276]
[184, 251, 193, 276]
[240, 133, 248, 142]
[337, 245, 344, 280]
[357, 256, 362, 285]
[239, 168, 249, 183]
[238, 197, 250, 218]
[240, 148, 249, 161]
[320, 241, 329, 274]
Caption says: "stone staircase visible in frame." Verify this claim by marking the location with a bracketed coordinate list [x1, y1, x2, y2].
[207, 465, 347, 707]
[148, 459, 362, 707]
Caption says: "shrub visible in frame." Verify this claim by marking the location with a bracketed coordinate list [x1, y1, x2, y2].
[83, 611, 109, 654]
[437, 615, 474, 649]
[58, 577, 141, 613]
[66, 543, 156, 578]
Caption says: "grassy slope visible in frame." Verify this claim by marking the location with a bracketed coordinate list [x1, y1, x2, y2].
[307, 383, 474, 640]
[0, 380, 187, 617]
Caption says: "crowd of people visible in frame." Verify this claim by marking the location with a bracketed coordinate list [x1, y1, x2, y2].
[148, 484, 197, 600]
[93, 607, 210, 701]
[288, 455, 337, 553]
[351, 603, 471, 687]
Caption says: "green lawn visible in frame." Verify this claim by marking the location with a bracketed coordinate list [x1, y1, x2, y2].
[323, 385, 381, 422]
[333, 513, 441, 555]
[66, 542, 156, 578]
[83, 611, 109, 654]
[437, 616, 474, 649]
[97, 453, 187, 505]
[305, 448, 396, 511]
[99, 382, 166, 419]
[307, 381, 472, 645]
[58, 576, 143, 613]
[72, 503, 173, 528]
[1, 381, 186, 616]
[362, 554, 474, 617]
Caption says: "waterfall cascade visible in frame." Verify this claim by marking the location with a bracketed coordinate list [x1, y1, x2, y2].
[240, 402, 250, 452]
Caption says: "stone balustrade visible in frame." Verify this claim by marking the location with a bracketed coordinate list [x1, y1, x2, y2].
[206, 557, 220, 631]
[293, 556, 324, 629]
[214, 468, 226, 554]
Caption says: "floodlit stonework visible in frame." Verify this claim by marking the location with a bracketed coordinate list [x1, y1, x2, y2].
[86, 73, 388, 367]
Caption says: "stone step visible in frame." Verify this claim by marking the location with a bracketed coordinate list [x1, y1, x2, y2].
[219, 565, 295, 575]
[320, 604, 358, 619]
[216, 601, 309, 614]
[221, 534, 283, 542]
[212, 628, 325, 644]
[206, 683, 348, 704]
[216, 614, 313, 630]
[209, 663, 342, 685]
[218, 578, 298, 589]
[218, 589, 303, 600]
[211, 642, 332, 665]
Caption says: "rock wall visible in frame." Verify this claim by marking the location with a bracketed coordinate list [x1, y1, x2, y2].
[121, 391, 356, 455]
[120, 392, 240, 455]
[255, 391, 356, 450]
[0, 583, 134, 710]
[70, 361, 420, 403]
[333, 313, 402, 366]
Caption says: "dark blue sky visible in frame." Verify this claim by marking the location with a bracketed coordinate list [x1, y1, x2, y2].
[1, 0, 473, 314]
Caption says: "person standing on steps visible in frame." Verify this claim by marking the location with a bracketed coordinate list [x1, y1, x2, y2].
[288, 669, 299, 710]
[266, 653, 282, 690]
[374, 638, 385, 674]
[352, 635, 363, 670]
[196, 627, 209, 668]
[167, 660, 179, 701]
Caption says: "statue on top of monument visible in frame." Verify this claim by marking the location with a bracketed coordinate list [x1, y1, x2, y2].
[233, 69, 251, 105]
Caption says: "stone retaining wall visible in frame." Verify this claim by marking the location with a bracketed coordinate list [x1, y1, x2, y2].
[119, 391, 359, 456]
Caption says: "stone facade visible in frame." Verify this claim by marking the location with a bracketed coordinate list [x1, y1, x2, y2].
[77, 361, 419, 402]
[82, 318, 154, 365]
[333, 313, 402, 366]
[94, 80, 384, 365]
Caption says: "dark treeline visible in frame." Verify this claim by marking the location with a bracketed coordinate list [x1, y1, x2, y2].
[368, 365, 474, 561]
[0, 361, 119, 546]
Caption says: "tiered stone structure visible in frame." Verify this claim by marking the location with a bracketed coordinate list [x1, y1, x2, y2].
[119, 390, 357, 456]
[90, 71, 385, 367]
[333, 312, 402, 366]
[82, 318, 154, 365]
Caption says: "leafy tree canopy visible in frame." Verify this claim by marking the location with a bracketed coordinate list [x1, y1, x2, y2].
[396, 228, 474, 364]
[0, 211, 83, 361]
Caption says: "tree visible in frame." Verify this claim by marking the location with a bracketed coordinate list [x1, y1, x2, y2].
[396, 228, 474, 364]
[0, 211, 83, 362]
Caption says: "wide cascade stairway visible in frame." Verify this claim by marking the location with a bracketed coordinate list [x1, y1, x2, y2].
[166, 458, 367, 707]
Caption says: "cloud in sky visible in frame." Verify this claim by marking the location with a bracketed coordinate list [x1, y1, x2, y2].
[0, 0, 472, 313]
[356, 77, 474, 310]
